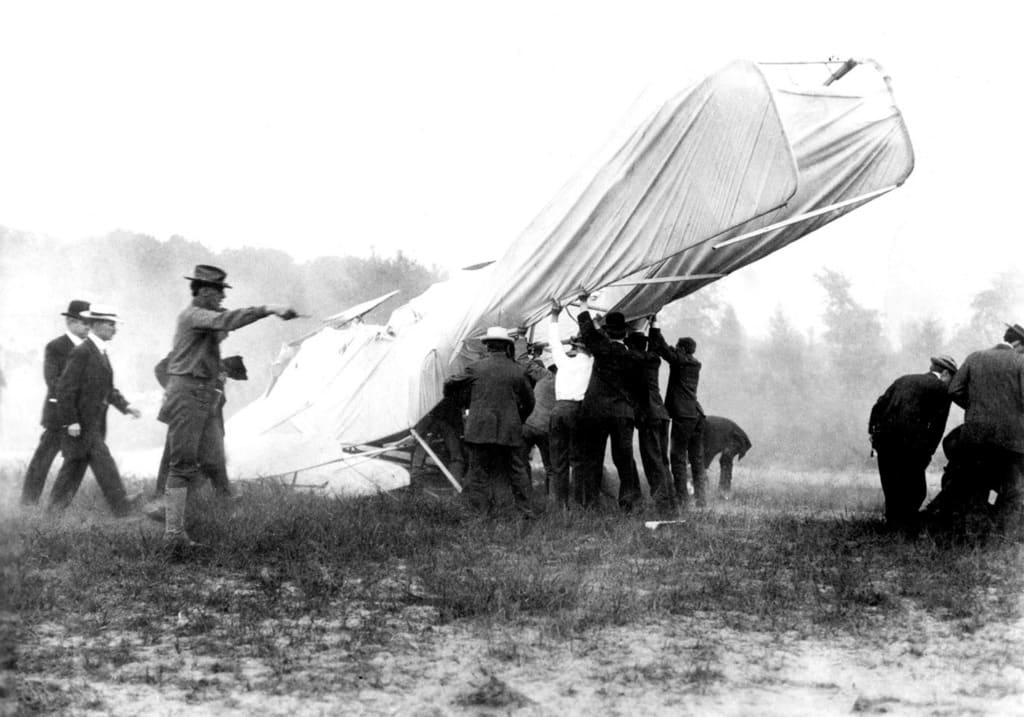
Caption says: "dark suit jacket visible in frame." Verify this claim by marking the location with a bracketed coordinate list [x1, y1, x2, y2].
[577, 311, 645, 421]
[456, 351, 535, 447]
[869, 372, 951, 455]
[635, 350, 670, 424]
[56, 338, 130, 436]
[40, 334, 76, 428]
[648, 327, 703, 420]
[702, 416, 752, 464]
[949, 344, 1024, 452]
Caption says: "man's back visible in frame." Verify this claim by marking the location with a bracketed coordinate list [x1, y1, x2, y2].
[949, 345, 1024, 452]
[463, 354, 534, 446]
[870, 372, 951, 454]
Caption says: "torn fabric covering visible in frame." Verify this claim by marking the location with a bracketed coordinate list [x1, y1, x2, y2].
[225, 58, 913, 484]
[600, 59, 915, 317]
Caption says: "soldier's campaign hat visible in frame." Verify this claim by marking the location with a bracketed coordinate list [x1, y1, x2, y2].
[481, 326, 515, 344]
[185, 264, 232, 289]
[930, 355, 958, 374]
[81, 304, 121, 323]
[61, 300, 90, 319]
[1005, 323, 1024, 343]
[603, 311, 628, 338]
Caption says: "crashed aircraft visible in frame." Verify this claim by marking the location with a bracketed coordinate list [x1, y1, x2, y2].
[224, 58, 914, 495]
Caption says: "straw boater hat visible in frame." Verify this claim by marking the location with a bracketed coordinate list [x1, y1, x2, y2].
[185, 264, 232, 288]
[930, 355, 957, 374]
[481, 326, 514, 345]
[81, 304, 121, 323]
[61, 300, 90, 319]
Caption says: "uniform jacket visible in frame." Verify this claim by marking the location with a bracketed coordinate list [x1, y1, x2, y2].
[166, 303, 266, 380]
[56, 338, 130, 436]
[647, 327, 704, 420]
[948, 344, 1024, 452]
[577, 311, 645, 420]
[39, 334, 76, 428]
[455, 351, 535, 447]
[869, 372, 951, 455]
[702, 415, 753, 462]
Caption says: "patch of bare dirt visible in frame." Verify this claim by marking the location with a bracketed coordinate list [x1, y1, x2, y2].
[16, 588, 1024, 716]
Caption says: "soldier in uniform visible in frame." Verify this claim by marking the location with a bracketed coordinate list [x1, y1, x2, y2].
[161, 265, 297, 552]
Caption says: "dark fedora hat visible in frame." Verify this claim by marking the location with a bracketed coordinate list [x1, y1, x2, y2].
[184, 264, 232, 288]
[603, 311, 628, 338]
[61, 300, 90, 319]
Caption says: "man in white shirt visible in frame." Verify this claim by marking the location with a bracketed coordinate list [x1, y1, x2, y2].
[547, 302, 595, 508]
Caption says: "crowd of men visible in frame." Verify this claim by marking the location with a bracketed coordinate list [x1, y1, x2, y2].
[442, 294, 711, 519]
[18, 265, 298, 556]
[869, 323, 1024, 537]
[18, 269, 1022, 550]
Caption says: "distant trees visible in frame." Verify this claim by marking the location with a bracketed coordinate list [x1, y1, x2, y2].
[0, 227, 445, 450]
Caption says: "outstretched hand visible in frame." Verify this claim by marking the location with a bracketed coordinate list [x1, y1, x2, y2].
[267, 305, 300, 320]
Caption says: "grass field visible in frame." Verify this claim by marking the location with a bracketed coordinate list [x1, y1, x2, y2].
[2, 463, 1022, 715]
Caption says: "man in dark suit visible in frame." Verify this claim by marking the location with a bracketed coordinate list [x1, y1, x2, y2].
[625, 326, 677, 515]
[447, 327, 535, 515]
[47, 305, 142, 515]
[576, 296, 646, 511]
[869, 355, 957, 532]
[947, 324, 1024, 532]
[648, 318, 708, 507]
[701, 415, 753, 499]
[20, 300, 92, 506]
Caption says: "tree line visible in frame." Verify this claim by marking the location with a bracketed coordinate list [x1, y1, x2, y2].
[656, 268, 1024, 469]
[2, 225, 1019, 470]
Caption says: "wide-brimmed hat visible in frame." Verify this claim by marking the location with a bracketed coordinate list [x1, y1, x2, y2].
[81, 304, 121, 323]
[481, 326, 514, 345]
[603, 311, 628, 338]
[1005, 323, 1024, 343]
[61, 300, 90, 319]
[184, 264, 232, 288]
[930, 354, 958, 374]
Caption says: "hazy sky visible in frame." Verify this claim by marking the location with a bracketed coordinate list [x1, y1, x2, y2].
[1, 1, 1020, 339]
